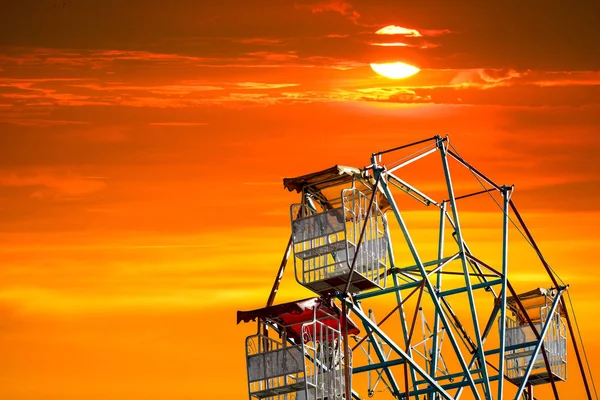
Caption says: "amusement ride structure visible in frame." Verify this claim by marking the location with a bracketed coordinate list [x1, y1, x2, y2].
[236, 136, 597, 400]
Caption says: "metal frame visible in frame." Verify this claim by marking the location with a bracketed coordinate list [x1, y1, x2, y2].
[339, 136, 578, 399]
[242, 135, 595, 400]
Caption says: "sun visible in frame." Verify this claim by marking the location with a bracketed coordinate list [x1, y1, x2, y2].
[370, 62, 420, 79]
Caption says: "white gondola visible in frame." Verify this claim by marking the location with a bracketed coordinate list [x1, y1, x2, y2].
[238, 298, 356, 400]
[504, 288, 567, 385]
[286, 166, 389, 295]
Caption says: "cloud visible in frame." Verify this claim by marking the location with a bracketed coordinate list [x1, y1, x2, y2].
[236, 82, 300, 89]
[2, 47, 600, 110]
[0, 119, 89, 127]
[353, 87, 431, 103]
[447, 69, 600, 90]
[148, 122, 209, 127]
[374, 25, 451, 38]
[70, 82, 224, 94]
[419, 29, 452, 37]
[449, 69, 524, 86]
[232, 37, 284, 45]
[370, 42, 409, 47]
[366, 25, 449, 51]
[369, 41, 439, 49]
[478, 68, 524, 84]
[1, 47, 364, 75]
[295, 0, 361, 22]
[356, 84, 600, 107]
[326, 33, 350, 38]
[0, 48, 206, 69]
[0, 172, 107, 200]
[244, 51, 299, 63]
[0, 78, 113, 107]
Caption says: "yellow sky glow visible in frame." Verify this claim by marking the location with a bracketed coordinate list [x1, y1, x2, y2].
[375, 25, 422, 36]
[370, 42, 410, 47]
[370, 62, 421, 79]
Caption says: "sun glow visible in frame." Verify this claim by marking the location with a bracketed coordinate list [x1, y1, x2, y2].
[370, 62, 420, 79]
[370, 42, 409, 47]
[375, 25, 422, 37]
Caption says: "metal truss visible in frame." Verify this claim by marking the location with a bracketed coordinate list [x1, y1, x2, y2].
[330, 135, 585, 400]
[248, 135, 595, 400]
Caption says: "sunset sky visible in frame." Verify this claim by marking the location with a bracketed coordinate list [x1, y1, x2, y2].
[0, 1, 599, 399]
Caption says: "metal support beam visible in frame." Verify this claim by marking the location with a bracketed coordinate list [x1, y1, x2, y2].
[560, 296, 594, 400]
[383, 208, 420, 400]
[355, 279, 423, 300]
[453, 301, 501, 400]
[446, 149, 502, 192]
[380, 172, 482, 399]
[346, 299, 454, 400]
[388, 147, 438, 174]
[355, 301, 403, 398]
[498, 186, 511, 399]
[403, 375, 501, 398]
[354, 358, 406, 374]
[438, 279, 503, 297]
[444, 211, 497, 295]
[438, 136, 491, 399]
[388, 172, 440, 207]
[393, 274, 420, 399]
[374, 136, 439, 157]
[430, 201, 446, 400]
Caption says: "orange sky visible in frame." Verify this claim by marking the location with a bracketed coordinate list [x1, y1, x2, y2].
[0, 1, 599, 399]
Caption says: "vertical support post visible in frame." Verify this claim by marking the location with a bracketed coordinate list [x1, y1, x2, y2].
[368, 309, 373, 394]
[346, 299, 455, 400]
[560, 296, 593, 400]
[497, 186, 511, 399]
[403, 281, 426, 399]
[260, 234, 293, 357]
[342, 300, 352, 400]
[430, 201, 447, 400]
[266, 234, 293, 308]
[379, 172, 482, 399]
[444, 211, 497, 296]
[359, 303, 403, 398]
[373, 157, 419, 398]
[438, 136, 491, 399]
[342, 171, 382, 399]
[393, 266, 420, 397]
[453, 301, 501, 399]
[527, 383, 533, 400]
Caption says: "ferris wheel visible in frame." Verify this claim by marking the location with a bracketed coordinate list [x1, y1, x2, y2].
[237, 135, 597, 400]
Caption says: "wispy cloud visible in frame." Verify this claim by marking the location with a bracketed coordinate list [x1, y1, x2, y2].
[0, 171, 107, 200]
[0, 48, 206, 69]
[370, 42, 409, 47]
[0, 119, 89, 127]
[232, 37, 285, 45]
[148, 122, 209, 127]
[236, 82, 300, 89]
[295, 0, 361, 23]
[1, 47, 365, 72]
[2, 48, 599, 110]
[374, 25, 451, 38]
